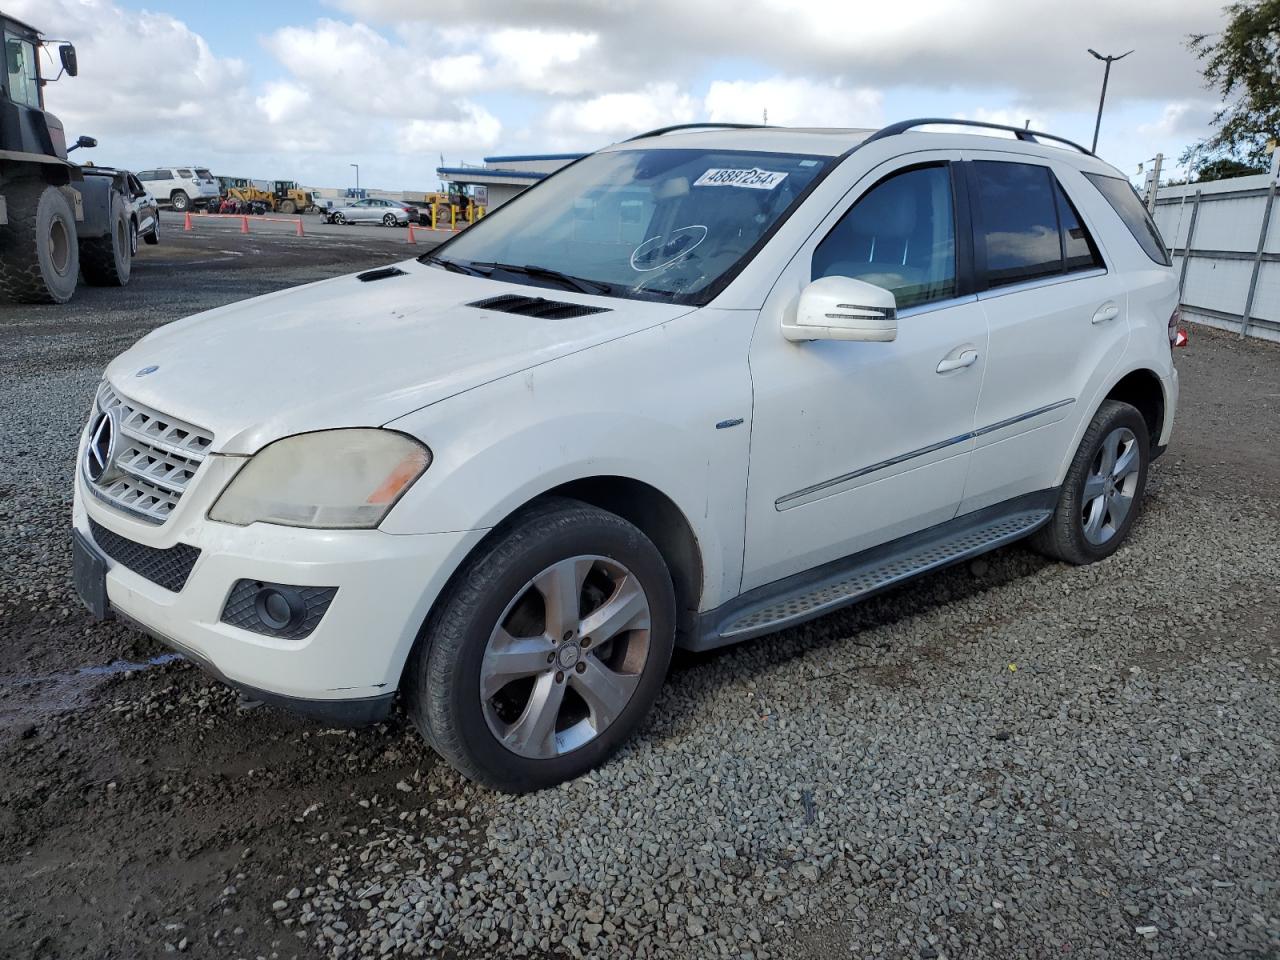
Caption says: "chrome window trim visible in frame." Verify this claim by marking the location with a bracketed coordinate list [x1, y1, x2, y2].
[896, 293, 979, 319]
[776, 398, 1075, 510]
[975, 267, 1107, 302]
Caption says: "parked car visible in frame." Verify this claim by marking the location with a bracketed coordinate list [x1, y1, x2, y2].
[125, 172, 160, 246]
[325, 197, 419, 226]
[73, 119, 1181, 793]
[135, 166, 220, 212]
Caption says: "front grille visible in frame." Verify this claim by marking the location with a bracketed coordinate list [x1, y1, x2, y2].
[89, 518, 201, 592]
[86, 383, 214, 524]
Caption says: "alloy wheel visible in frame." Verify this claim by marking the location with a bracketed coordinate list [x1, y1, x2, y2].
[481, 555, 652, 759]
[1081, 426, 1140, 545]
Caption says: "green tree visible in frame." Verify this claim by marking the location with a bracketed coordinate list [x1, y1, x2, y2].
[1183, 0, 1280, 168]
[1194, 157, 1267, 181]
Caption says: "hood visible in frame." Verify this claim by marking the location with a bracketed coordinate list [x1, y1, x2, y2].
[106, 260, 694, 455]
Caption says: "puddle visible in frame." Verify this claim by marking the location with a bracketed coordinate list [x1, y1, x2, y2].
[0, 653, 186, 728]
[1, 652, 184, 689]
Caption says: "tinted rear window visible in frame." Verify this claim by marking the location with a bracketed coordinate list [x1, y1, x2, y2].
[195, 168, 213, 179]
[1084, 173, 1171, 266]
[177, 168, 193, 178]
[971, 161, 1063, 287]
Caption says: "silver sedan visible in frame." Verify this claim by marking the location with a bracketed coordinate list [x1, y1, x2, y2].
[325, 198, 419, 226]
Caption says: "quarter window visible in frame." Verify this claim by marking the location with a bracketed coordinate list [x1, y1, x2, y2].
[1084, 172, 1171, 266]
[812, 165, 957, 309]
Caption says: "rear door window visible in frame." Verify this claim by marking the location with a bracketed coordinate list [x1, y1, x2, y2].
[970, 161, 1062, 288]
[1083, 172, 1171, 266]
[1054, 183, 1104, 272]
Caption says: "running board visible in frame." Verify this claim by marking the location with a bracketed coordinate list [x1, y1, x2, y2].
[693, 500, 1053, 650]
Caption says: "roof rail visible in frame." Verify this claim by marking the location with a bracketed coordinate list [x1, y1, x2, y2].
[862, 118, 1093, 156]
[623, 122, 767, 142]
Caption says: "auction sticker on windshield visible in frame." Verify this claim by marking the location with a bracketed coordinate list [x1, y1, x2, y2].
[694, 167, 788, 190]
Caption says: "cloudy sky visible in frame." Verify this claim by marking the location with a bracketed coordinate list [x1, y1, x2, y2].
[19, 0, 1227, 192]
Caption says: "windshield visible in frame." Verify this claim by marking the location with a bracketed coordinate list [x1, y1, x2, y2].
[425, 148, 832, 303]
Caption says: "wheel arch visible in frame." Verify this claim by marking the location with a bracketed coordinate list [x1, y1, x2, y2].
[1055, 365, 1169, 487]
[1103, 367, 1166, 446]
[395, 474, 706, 691]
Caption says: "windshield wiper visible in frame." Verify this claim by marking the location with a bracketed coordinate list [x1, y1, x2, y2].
[420, 254, 489, 276]
[482, 262, 613, 296]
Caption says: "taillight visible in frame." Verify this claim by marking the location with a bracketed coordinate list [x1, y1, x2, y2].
[1168, 308, 1188, 348]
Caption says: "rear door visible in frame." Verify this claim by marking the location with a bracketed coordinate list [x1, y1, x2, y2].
[958, 153, 1130, 514]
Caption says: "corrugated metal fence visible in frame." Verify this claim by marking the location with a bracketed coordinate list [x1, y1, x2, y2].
[1153, 172, 1280, 343]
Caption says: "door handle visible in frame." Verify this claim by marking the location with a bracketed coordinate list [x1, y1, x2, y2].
[936, 349, 979, 374]
[1092, 302, 1120, 324]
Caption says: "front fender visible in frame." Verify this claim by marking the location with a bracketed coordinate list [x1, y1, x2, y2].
[381, 309, 756, 610]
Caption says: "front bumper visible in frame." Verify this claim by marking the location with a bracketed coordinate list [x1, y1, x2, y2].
[73, 465, 485, 716]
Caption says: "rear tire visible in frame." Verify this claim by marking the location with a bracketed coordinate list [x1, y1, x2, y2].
[279, 199, 297, 215]
[170, 190, 189, 212]
[404, 497, 676, 793]
[383, 213, 397, 227]
[1032, 400, 1150, 565]
[0, 180, 79, 303]
[80, 192, 133, 287]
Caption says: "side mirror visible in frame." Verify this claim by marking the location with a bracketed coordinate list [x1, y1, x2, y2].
[67, 135, 97, 152]
[59, 43, 78, 77]
[781, 275, 898, 343]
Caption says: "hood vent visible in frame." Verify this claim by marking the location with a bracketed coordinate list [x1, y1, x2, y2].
[468, 294, 610, 320]
[357, 267, 408, 282]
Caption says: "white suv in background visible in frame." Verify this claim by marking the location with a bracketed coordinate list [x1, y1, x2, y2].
[136, 166, 220, 212]
[73, 120, 1181, 792]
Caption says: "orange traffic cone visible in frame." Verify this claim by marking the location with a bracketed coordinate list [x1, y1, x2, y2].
[406, 223, 416, 244]
[295, 217, 305, 237]
[183, 212, 193, 231]
[240, 215, 250, 234]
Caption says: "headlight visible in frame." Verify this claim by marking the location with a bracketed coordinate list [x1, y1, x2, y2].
[209, 429, 430, 529]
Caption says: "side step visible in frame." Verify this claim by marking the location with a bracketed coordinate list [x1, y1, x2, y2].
[708, 508, 1052, 646]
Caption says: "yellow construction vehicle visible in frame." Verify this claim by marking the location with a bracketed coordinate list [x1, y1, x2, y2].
[272, 180, 314, 215]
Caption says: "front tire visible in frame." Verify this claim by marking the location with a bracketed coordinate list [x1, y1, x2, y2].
[144, 215, 160, 245]
[0, 180, 79, 303]
[80, 192, 133, 287]
[1032, 400, 1150, 565]
[405, 498, 676, 793]
[333, 213, 346, 225]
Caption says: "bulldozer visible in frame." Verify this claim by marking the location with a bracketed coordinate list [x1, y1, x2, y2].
[0, 10, 135, 302]
[221, 177, 274, 209]
[272, 180, 314, 215]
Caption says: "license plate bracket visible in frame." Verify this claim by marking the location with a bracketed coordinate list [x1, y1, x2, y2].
[72, 530, 112, 621]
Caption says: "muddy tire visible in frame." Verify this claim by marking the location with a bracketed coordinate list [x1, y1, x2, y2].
[279, 199, 296, 215]
[80, 192, 133, 287]
[0, 180, 79, 304]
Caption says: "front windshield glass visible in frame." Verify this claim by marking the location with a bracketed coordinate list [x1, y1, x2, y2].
[427, 148, 832, 303]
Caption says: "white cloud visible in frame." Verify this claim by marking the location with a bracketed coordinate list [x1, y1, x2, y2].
[546, 84, 698, 139]
[705, 78, 882, 128]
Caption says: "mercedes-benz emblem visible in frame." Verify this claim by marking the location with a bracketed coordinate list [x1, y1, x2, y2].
[135, 365, 159, 378]
[84, 407, 122, 485]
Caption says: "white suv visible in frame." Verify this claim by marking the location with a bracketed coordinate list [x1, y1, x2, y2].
[73, 120, 1181, 792]
[136, 166, 220, 212]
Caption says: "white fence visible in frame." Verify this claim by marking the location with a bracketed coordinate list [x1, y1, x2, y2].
[1153, 172, 1280, 343]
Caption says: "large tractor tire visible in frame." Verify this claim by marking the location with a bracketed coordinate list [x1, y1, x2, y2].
[80, 191, 133, 287]
[0, 179, 80, 304]
[278, 199, 297, 214]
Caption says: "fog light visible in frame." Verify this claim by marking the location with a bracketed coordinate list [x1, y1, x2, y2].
[254, 586, 303, 631]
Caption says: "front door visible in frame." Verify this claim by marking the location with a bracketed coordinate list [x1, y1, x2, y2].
[742, 155, 988, 592]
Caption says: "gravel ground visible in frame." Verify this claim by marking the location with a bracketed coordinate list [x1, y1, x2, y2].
[0, 232, 1277, 960]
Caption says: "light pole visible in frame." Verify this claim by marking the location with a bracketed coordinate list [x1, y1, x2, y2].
[1088, 48, 1133, 153]
[350, 163, 360, 194]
